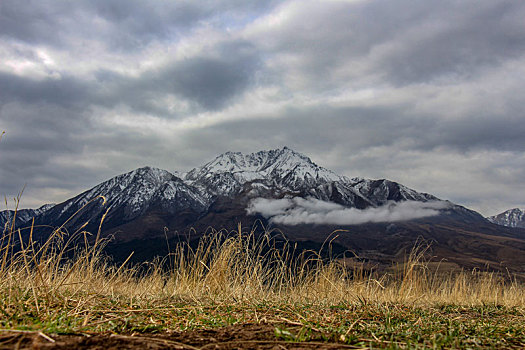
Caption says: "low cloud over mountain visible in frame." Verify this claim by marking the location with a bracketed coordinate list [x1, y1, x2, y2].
[247, 197, 450, 226]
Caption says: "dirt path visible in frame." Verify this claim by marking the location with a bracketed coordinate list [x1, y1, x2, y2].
[0, 324, 355, 349]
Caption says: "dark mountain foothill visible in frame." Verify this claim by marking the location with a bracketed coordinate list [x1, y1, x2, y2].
[3, 147, 525, 273]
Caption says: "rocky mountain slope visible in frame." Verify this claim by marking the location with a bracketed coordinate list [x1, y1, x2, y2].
[488, 208, 525, 228]
[0, 204, 54, 232]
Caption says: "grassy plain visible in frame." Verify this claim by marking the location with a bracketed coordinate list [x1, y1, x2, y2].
[1, 203, 524, 349]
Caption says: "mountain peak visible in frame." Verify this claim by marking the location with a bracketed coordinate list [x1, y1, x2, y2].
[276, 146, 313, 161]
[185, 147, 341, 187]
[279, 146, 301, 155]
[488, 208, 525, 228]
[130, 166, 175, 183]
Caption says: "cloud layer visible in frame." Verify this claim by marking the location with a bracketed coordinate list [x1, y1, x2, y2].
[247, 197, 450, 226]
[1, 0, 524, 215]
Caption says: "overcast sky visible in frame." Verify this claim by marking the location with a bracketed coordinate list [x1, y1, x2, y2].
[1, 0, 524, 216]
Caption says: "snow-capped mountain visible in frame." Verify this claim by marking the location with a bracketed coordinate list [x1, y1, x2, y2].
[32, 166, 209, 234]
[5, 147, 525, 271]
[186, 147, 343, 195]
[1, 203, 54, 232]
[59, 166, 207, 219]
[488, 208, 525, 228]
[185, 147, 440, 209]
[2, 147, 481, 235]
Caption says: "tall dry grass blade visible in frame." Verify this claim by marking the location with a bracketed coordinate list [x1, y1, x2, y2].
[1, 195, 21, 275]
[17, 228, 40, 313]
[104, 251, 134, 289]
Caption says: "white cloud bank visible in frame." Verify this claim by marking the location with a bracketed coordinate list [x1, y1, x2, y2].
[247, 197, 450, 225]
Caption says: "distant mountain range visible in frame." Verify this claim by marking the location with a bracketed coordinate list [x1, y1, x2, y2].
[2, 147, 525, 272]
[0, 204, 54, 230]
[488, 208, 525, 228]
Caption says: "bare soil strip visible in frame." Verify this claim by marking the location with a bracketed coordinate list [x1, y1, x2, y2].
[0, 324, 354, 350]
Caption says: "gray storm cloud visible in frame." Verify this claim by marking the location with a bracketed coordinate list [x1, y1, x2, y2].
[1, 0, 525, 214]
[247, 197, 451, 226]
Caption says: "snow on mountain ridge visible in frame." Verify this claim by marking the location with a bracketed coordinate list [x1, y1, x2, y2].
[488, 208, 525, 228]
[1, 203, 55, 231]
[64, 166, 175, 214]
[52, 166, 209, 222]
[182, 148, 444, 211]
[185, 147, 342, 190]
[352, 178, 437, 206]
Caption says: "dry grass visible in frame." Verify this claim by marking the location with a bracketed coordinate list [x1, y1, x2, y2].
[3, 218, 524, 309]
[1, 198, 525, 348]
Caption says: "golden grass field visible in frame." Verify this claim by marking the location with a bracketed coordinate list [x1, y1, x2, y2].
[1, 195, 525, 349]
